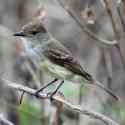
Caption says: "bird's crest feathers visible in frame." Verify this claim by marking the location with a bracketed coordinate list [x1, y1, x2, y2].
[21, 17, 46, 37]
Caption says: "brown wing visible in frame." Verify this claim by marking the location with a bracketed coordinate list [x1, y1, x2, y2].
[45, 48, 92, 81]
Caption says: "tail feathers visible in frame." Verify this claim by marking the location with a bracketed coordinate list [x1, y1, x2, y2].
[93, 80, 119, 101]
[81, 70, 119, 101]
[81, 71, 93, 81]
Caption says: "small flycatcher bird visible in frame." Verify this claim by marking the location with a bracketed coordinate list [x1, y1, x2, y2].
[13, 17, 118, 100]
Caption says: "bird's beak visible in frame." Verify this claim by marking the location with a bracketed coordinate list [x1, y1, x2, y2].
[13, 31, 26, 37]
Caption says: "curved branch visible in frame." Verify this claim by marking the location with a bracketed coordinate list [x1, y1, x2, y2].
[2, 78, 120, 125]
[0, 114, 14, 125]
[57, 0, 118, 46]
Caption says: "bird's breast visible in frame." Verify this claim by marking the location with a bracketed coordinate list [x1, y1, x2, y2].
[40, 58, 74, 80]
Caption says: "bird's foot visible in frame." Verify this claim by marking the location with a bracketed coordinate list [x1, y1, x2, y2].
[35, 91, 40, 98]
[19, 91, 25, 104]
[35, 78, 58, 98]
[47, 92, 56, 101]
[47, 80, 64, 101]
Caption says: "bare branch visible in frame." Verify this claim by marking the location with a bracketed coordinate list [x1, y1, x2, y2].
[102, 0, 125, 69]
[103, 48, 113, 88]
[24, 59, 41, 87]
[116, 0, 125, 32]
[103, 0, 119, 39]
[57, 0, 118, 46]
[0, 114, 14, 125]
[2, 78, 120, 125]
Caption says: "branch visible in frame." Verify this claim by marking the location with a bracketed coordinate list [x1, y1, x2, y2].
[116, 0, 125, 32]
[103, 0, 119, 39]
[0, 114, 14, 125]
[103, 48, 113, 89]
[102, 0, 125, 69]
[2, 78, 120, 125]
[57, 0, 117, 46]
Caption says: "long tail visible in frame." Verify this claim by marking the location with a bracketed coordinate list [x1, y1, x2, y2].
[80, 69, 119, 100]
[93, 80, 119, 101]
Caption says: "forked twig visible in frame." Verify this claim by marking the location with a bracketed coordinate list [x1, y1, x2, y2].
[2, 78, 120, 125]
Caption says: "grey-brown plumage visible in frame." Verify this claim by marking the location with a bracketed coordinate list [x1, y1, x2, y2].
[14, 17, 92, 81]
[13, 17, 119, 100]
[43, 40, 93, 82]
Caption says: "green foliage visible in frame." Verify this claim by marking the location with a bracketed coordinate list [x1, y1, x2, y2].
[60, 80, 87, 97]
[111, 104, 125, 123]
[18, 99, 49, 125]
[101, 103, 125, 123]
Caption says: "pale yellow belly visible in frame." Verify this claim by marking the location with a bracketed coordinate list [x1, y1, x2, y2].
[39, 59, 75, 80]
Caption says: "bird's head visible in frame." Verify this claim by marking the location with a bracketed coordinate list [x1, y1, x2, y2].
[13, 17, 49, 43]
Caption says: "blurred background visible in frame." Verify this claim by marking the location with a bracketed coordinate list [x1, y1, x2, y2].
[0, 0, 125, 125]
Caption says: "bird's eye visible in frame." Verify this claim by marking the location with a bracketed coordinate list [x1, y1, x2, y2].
[31, 31, 39, 35]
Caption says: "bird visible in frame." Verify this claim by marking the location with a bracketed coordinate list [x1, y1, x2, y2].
[13, 16, 119, 100]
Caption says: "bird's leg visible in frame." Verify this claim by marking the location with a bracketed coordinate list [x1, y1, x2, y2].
[20, 91, 25, 104]
[48, 80, 64, 100]
[35, 78, 58, 97]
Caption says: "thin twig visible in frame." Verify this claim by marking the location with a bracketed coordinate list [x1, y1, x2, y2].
[103, 0, 119, 39]
[77, 84, 84, 125]
[57, 0, 117, 46]
[103, 48, 113, 89]
[24, 59, 41, 88]
[2, 78, 120, 125]
[116, 0, 125, 32]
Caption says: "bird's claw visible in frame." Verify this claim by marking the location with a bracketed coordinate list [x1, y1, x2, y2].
[35, 91, 40, 98]
[47, 92, 56, 101]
